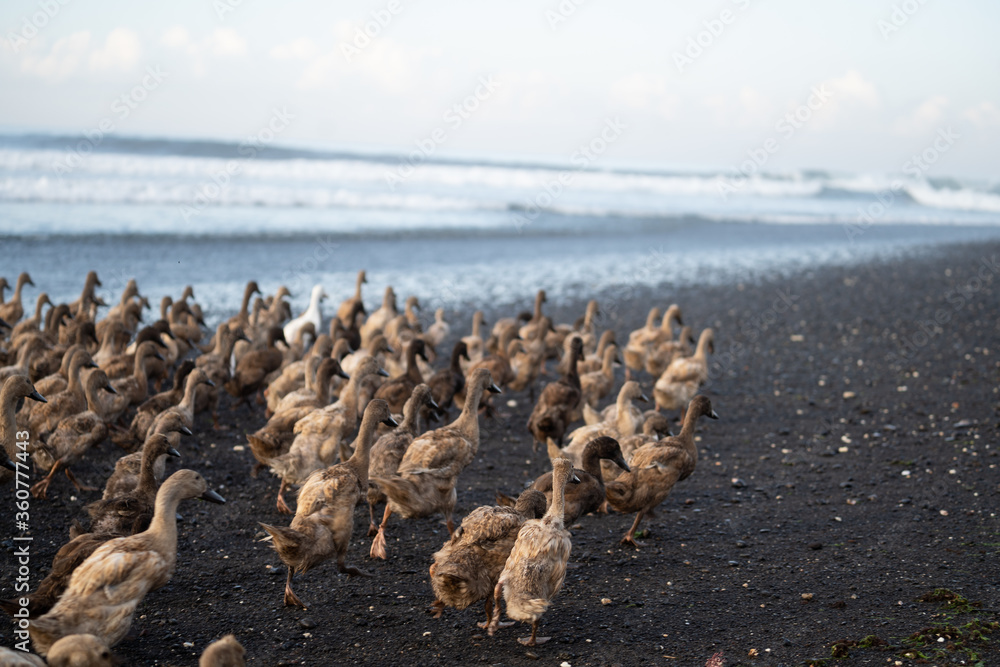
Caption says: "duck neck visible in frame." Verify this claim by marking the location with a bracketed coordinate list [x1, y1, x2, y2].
[147, 485, 184, 551]
[695, 334, 710, 360]
[354, 273, 364, 300]
[240, 285, 254, 319]
[471, 313, 482, 337]
[178, 377, 199, 413]
[455, 382, 484, 441]
[66, 357, 87, 396]
[13, 276, 27, 305]
[615, 393, 633, 432]
[1, 385, 17, 456]
[346, 411, 378, 481]
[533, 293, 544, 321]
[601, 348, 615, 377]
[565, 346, 582, 388]
[136, 442, 160, 494]
[132, 352, 150, 388]
[579, 446, 604, 480]
[545, 467, 568, 523]
[32, 295, 47, 322]
[677, 409, 700, 449]
[449, 346, 464, 374]
[405, 345, 422, 383]
[398, 398, 420, 435]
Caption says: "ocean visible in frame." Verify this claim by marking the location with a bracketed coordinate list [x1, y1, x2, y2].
[1, 133, 998, 323]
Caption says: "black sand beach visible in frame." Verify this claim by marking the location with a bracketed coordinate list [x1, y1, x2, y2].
[2, 238, 999, 666]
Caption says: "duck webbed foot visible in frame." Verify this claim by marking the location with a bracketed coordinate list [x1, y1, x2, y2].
[64, 468, 97, 493]
[517, 620, 550, 646]
[284, 569, 307, 609]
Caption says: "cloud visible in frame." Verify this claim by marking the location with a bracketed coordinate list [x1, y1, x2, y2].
[161, 26, 191, 50]
[610, 73, 677, 119]
[88, 28, 142, 72]
[804, 69, 880, 130]
[19, 31, 91, 82]
[269, 37, 319, 61]
[963, 101, 1000, 128]
[208, 28, 247, 57]
[890, 95, 949, 136]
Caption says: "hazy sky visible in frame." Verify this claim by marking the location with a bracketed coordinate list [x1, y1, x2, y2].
[2, 0, 998, 178]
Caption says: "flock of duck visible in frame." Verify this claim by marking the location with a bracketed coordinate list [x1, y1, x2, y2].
[0, 269, 717, 663]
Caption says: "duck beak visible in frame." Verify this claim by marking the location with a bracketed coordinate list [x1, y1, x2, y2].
[153, 351, 165, 361]
[385, 345, 395, 354]
[337, 369, 350, 380]
[28, 389, 46, 403]
[104, 384, 118, 395]
[427, 398, 441, 411]
[204, 379, 216, 387]
[85, 360, 99, 369]
[708, 409, 720, 420]
[639, 393, 650, 403]
[167, 447, 182, 458]
[570, 474, 581, 483]
[180, 426, 193, 436]
[376, 368, 390, 378]
[382, 415, 399, 428]
[200, 489, 226, 504]
[1, 458, 16, 471]
[616, 457, 631, 473]
[487, 382, 502, 394]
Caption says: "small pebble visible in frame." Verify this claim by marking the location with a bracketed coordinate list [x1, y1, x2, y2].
[299, 618, 317, 629]
[801, 593, 814, 601]
[601, 598, 612, 605]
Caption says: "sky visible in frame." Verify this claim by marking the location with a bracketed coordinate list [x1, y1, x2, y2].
[1, 0, 999, 179]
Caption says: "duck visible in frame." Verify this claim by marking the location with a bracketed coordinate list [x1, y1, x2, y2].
[653, 328, 714, 417]
[557, 381, 648, 467]
[577, 329, 616, 375]
[1, 375, 46, 484]
[32, 345, 91, 398]
[91, 321, 129, 368]
[28, 469, 225, 655]
[458, 330, 521, 412]
[460, 310, 487, 366]
[0, 271, 34, 324]
[369, 368, 501, 559]
[67, 271, 102, 320]
[340, 333, 392, 377]
[24, 348, 97, 440]
[116, 360, 196, 451]
[260, 399, 396, 608]
[247, 358, 348, 477]
[426, 340, 469, 419]
[268, 357, 387, 513]
[11, 436, 181, 619]
[517, 289, 548, 341]
[225, 280, 262, 333]
[9, 292, 53, 339]
[424, 308, 450, 348]
[142, 369, 214, 441]
[0, 334, 49, 384]
[104, 340, 164, 416]
[600, 412, 674, 482]
[501, 436, 629, 524]
[106, 321, 171, 379]
[605, 395, 718, 546]
[263, 332, 331, 414]
[366, 384, 438, 535]
[195, 325, 245, 427]
[0, 634, 114, 666]
[283, 284, 326, 349]
[623, 307, 661, 381]
[373, 339, 428, 413]
[30, 369, 117, 498]
[103, 412, 190, 499]
[645, 324, 694, 378]
[579, 343, 619, 411]
[337, 270, 368, 323]
[526, 336, 583, 452]
[360, 286, 397, 345]
[489, 457, 575, 646]
[225, 326, 287, 404]
[85, 434, 182, 535]
[199, 634, 246, 667]
[428, 489, 547, 628]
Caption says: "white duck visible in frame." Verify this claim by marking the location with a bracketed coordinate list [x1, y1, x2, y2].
[283, 284, 327, 345]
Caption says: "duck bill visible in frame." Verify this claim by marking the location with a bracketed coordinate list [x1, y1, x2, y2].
[200, 489, 226, 504]
[487, 382, 502, 394]
[85, 360, 99, 369]
[153, 352, 165, 361]
[166, 447, 182, 458]
[1, 458, 16, 471]
[427, 398, 441, 412]
[708, 410, 720, 420]
[382, 416, 399, 428]
[638, 393, 650, 403]
[104, 384, 118, 395]
[376, 368, 390, 378]
[28, 389, 47, 403]
[179, 426, 193, 436]
[616, 458, 631, 473]
[204, 379, 216, 387]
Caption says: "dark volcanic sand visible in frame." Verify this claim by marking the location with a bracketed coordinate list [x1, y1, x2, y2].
[3, 240, 1000, 667]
